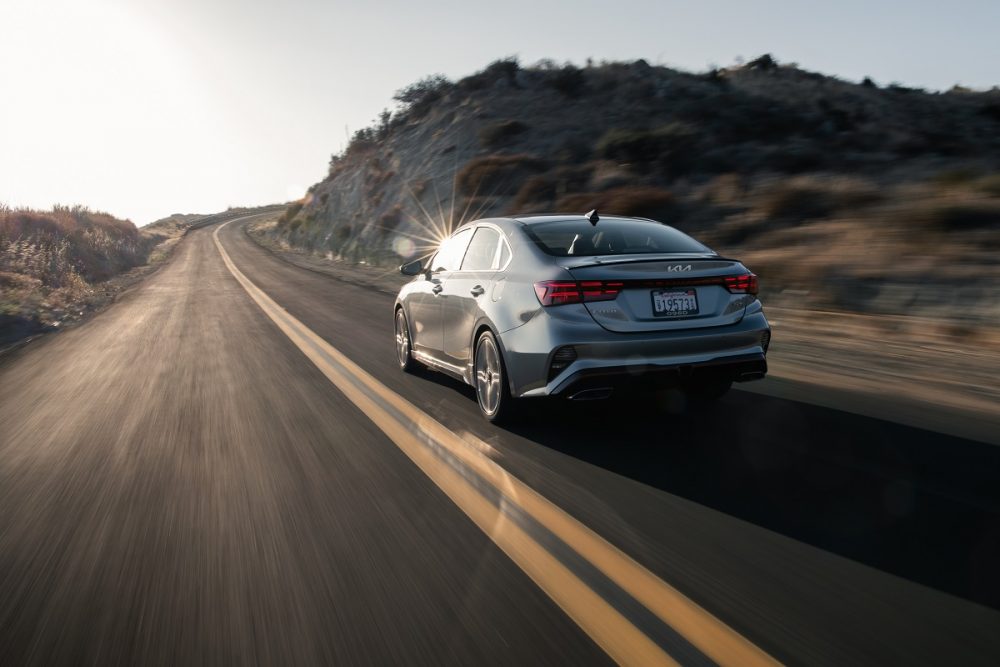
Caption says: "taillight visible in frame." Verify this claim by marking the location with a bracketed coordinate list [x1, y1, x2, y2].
[723, 274, 758, 295]
[533, 280, 623, 306]
[533, 281, 581, 306]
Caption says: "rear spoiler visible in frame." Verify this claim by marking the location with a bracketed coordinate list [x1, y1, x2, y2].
[560, 254, 738, 270]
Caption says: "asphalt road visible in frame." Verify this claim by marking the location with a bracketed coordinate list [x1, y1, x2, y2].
[1, 216, 998, 665]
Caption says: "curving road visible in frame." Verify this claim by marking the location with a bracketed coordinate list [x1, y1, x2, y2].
[1, 215, 998, 665]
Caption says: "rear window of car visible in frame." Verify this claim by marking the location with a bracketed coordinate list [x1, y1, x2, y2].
[460, 227, 501, 271]
[523, 218, 710, 257]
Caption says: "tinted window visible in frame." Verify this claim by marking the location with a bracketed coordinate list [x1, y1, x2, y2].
[431, 228, 473, 271]
[524, 218, 710, 256]
[461, 227, 500, 271]
[498, 237, 511, 267]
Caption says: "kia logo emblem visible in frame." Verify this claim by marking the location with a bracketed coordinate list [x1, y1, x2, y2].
[666, 265, 692, 272]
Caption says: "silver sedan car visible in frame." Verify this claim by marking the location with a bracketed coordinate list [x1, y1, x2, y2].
[394, 213, 770, 422]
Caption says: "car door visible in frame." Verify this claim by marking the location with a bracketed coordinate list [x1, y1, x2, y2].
[405, 251, 439, 357]
[439, 226, 502, 369]
[416, 228, 473, 366]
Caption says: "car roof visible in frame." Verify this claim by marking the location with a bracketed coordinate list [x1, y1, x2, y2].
[449, 214, 662, 235]
[513, 213, 664, 225]
[472, 214, 658, 226]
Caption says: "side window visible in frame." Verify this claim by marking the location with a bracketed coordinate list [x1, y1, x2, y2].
[497, 237, 511, 268]
[460, 227, 501, 271]
[431, 228, 472, 272]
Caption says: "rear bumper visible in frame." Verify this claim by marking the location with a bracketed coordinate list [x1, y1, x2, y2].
[552, 353, 767, 399]
[501, 308, 771, 398]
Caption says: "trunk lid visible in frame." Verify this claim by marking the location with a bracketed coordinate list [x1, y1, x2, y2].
[561, 256, 754, 333]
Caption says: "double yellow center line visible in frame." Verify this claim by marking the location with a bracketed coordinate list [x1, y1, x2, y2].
[213, 220, 779, 667]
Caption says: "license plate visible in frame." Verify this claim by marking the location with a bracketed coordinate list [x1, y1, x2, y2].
[651, 289, 699, 317]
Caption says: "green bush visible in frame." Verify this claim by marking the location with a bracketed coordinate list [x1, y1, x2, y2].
[459, 57, 520, 91]
[546, 65, 587, 98]
[393, 74, 451, 119]
[596, 123, 698, 176]
[746, 53, 778, 71]
[278, 202, 303, 226]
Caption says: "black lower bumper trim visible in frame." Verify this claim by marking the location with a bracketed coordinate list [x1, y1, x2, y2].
[553, 353, 767, 396]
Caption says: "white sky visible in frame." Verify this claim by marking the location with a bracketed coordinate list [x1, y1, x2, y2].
[1, 0, 998, 225]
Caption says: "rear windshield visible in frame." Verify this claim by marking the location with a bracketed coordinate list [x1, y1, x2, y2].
[524, 218, 710, 257]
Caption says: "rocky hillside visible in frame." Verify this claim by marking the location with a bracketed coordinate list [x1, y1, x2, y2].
[265, 56, 1000, 322]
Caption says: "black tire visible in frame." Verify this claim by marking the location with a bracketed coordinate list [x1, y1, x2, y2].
[394, 308, 419, 374]
[474, 330, 520, 423]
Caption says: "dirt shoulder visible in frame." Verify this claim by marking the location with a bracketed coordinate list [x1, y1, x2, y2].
[0, 225, 188, 355]
[0, 207, 283, 355]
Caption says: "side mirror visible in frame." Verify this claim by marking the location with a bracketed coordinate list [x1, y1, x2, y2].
[400, 259, 423, 276]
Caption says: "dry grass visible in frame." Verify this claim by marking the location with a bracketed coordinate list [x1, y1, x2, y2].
[509, 165, 594, 212]
[0, 205, 155, 343]
[596, 122, 698, 166]
[554, 186, 675, 219]
[1, 205, 147, 284]
[455, 153, 548, 196]
[479, 120, 528, 148]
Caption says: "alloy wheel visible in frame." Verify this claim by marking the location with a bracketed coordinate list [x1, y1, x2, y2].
[395, 309, 411, 369]
[475, 335, 502, 416]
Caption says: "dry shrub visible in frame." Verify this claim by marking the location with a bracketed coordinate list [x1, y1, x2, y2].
[378, 205, 404, 232]
[554, 186, 674, 219]
[755, 176, 881, 221]
[596, 123, 699, 176]
[479, 120, 528, 148]
[545, 65, 587, 98]
[905, 201, 1000, 230]
[0, 205, 153, 340]
[701, 174, 747, 205]
[757, 184, 833, 220]
[458, 57, 520, 91]
[745, 53, 778, 71]
[509, 165, 593, 212]
[455, 154, 548, 196]
[278, 202, 303, 226]
[934, 168, 981, 187]
[596, 123, 697, 164]
[393, 74, 451, 119]
[366, 168, 395, 195]
[510, 175, 556, 212]
[974, 174, 1000, 197]
[0, 206, 146, 284]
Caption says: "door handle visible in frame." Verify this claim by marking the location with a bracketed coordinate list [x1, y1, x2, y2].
[470, 285, 485, 297]
[432, 284, 443, 294]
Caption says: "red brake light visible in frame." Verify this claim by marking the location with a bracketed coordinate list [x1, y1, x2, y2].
[533, 280, 623, 306]
[723, 274, 758, 295]
[534, 275, 755, 305]
[533, 281, 580, 306]
[579, 280, 624, 301]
